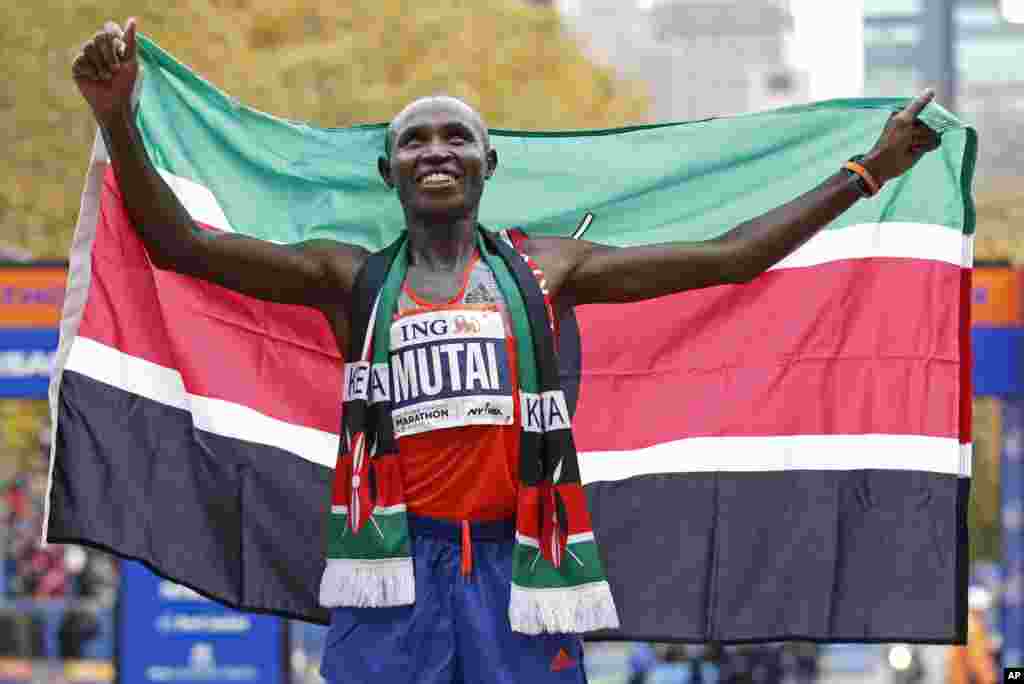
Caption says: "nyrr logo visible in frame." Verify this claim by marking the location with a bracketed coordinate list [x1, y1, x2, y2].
[467, 401, 504, 418]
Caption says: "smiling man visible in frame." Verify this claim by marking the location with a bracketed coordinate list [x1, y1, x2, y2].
[72, 16, 941, 684]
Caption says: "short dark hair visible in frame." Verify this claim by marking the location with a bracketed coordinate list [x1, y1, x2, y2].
[384, 96, 489, 159]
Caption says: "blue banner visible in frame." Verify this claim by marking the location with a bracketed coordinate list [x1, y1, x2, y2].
[1003, 400, 1024, 668]
[0, 328, 58, 399]
[117, 562, 284, 683]
[0, 261, 65, 398]
[974, 328, 1024, 398]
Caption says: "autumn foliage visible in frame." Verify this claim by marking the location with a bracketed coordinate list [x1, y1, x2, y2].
[2, 0, 649, 257]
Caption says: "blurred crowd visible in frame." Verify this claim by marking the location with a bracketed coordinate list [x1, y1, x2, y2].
[626, 642, 819, 684]
[945, 587, 1000, 684]
[0, 454, 117, 659]
[621, 590, 1003, 684]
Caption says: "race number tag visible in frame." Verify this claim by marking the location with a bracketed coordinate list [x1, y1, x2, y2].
[388, 309, 514, 437]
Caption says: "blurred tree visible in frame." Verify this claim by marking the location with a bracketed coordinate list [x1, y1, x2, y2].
[974, 181, 1024, 265]
[2, 0, 649, 259]
[0, 401, 50, 481]
[970, 397, 1001, 564]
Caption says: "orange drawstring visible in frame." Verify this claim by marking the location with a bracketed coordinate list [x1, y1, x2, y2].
[461, 520, 473, 577]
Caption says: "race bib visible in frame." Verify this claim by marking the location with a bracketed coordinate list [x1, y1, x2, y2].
[388, 309, 514, 437]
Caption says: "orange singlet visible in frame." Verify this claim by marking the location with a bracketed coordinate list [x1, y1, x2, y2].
[390, 249, 522, 522]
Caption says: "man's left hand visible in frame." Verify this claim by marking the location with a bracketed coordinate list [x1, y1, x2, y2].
[861, 89, 942, 185]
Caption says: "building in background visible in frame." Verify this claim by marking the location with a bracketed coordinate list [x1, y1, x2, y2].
[560, 0, 811, 121]
[789, 0, 865, 102]
[561, 0, 1021, 179]
[864, 0, 1024, 179]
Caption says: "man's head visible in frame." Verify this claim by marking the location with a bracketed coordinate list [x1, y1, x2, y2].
[379, 96, 498, 221]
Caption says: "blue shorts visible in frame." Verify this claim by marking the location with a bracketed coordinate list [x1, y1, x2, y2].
[320, 515, 588, 684]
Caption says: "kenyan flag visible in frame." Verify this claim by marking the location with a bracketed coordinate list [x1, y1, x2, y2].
[46, 35, 974, 642]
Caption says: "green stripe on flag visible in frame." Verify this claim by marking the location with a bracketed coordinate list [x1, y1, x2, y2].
[132, 35, 975, 251]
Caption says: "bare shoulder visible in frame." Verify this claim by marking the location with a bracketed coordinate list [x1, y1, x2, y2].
[520, 235, 612, 269]
[519, 235, 615, 303]
[295, 239, 371, 296]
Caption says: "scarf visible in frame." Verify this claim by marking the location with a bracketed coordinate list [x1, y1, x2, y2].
[318, 225, 619, 634]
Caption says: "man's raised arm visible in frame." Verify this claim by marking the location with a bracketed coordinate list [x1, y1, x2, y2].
[529, 91, 941, 307]
[72, 18, 368, 311]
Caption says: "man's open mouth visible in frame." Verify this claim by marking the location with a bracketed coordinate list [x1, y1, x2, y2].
[417, 172, 457, 189]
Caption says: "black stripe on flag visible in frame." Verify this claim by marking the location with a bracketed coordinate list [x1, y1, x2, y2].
[48, 370, 969, 641]
[48, 370, 332, 624]
[585, 469, 968, 643]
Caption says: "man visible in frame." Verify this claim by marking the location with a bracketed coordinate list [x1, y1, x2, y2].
[72, 17, 940, 684]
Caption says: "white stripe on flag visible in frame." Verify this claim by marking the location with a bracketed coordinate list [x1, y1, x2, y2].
[65, 336, 338, 468]
[154, 167, 971, 266]
[767, 222, 972, 270]
[156, 168, 235, 233]
[579, 434, 971, 483]
[44, 135, 109, 545]
[63, 336, 970, 478]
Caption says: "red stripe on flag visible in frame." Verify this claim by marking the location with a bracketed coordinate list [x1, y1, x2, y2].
[83, 171, 965, 449]
[79, 169, 342, 433]
[959, 268, 973, 445]
[572, 257, 964, 451]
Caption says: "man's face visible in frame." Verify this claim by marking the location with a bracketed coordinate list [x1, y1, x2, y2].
[381, 100, 496, 220]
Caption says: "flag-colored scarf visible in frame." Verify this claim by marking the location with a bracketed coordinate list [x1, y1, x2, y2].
[318, 226, 620, 634]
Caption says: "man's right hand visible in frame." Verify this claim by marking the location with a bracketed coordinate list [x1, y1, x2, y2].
[69, 19, 367, 350]
[72, 19, 139, 128]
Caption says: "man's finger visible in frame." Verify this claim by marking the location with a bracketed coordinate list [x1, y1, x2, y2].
[901, 89, 935, 120]
[103, 21, 123, 39]
[122, 18, 138, 60]
[97, 32, 119, 69]
[911, 139, 941, 156]
[72, 54, 99, 81]
[911, 127, 938, 143]
[82, 41, 110, 79]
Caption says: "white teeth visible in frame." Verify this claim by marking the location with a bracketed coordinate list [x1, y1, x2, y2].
[420, 173, 455, 186]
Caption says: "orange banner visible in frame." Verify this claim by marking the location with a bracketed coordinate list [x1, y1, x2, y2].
[0, 263, 67, 328]
[972, 267, 1022, 327]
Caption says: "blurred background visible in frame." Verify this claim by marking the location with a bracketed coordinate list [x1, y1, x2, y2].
[2, 0, 1022, 682]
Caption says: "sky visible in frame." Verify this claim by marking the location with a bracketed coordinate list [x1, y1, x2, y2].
[1003, 0, 1024, 21]
[556, 0, 867, 101]
[788, 0, 866, 100]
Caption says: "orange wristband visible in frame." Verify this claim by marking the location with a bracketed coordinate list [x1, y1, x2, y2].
[843, 160, 881, 197]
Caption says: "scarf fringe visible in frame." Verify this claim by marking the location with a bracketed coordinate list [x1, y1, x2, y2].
[509, 581, 620, 635]
[318, 557, 415, 608]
